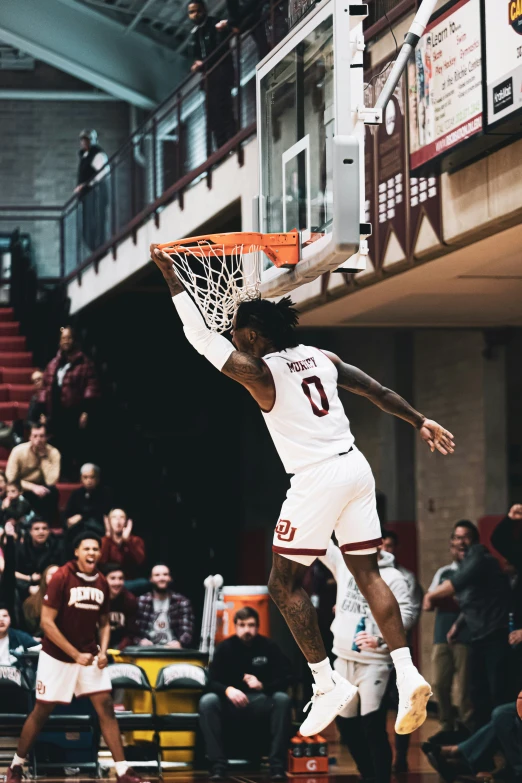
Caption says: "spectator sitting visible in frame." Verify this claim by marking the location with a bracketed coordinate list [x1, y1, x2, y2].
[15, 518, 64, 602]
[425, 534, 473, 740]
[27, 370, 47, 427]
[6, 423, 60, 523]
[38, 325, 100, 479]
[1, 481, 34, 537]
[65, 463, 112, 540]
[136, 564, 194, 648]
[422, 701, 522, 783]
[188, 0, 236, 149]
[423, 520, 514, 728]
[99, 508, 146, 585]
[104, 563, 139, 650]
[0, 604, 40, 665]
[199, 606, 292, 781]
[22, 564, 60, 638]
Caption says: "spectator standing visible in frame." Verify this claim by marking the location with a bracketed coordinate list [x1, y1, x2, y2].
[74, 129, 109, 252]
[425, 537, 473, 738]
[6, 424, 60, 522]
[189, 0, 236, 150]
[199, 606, 292, 781]
[136, 564, 194, 648]
[217, 0, 270, 59]
[15, 519, 64, 603]
[0, 604, 40, 665]
[22, 565, 60, 637]
[66, 463, 112, 540]
[320, 541, 414, 783]
[99, 508, 146, 582]
[104, 564, 139, 649]
[1, 481, 34, 536]
[491, 504, 522, 630]
[423, 520, 513, 728]
[381, 529, 423, 774]
[39, 326, 100, 479]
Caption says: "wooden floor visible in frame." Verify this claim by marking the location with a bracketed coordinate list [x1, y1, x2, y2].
[0, 716, 443, 781]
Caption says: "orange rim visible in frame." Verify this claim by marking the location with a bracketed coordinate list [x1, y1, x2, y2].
[158, 231, 300, 268]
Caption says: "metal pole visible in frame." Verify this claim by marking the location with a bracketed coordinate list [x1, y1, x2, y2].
[373, 0, 439, 112]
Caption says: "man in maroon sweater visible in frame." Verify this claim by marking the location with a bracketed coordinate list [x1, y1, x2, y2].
[100, 508, 146, 580]
[7, 531, 148, 783]
[104, 564, 139, 649]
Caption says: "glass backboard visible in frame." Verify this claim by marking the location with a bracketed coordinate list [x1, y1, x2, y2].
[256, 0, 367, 294]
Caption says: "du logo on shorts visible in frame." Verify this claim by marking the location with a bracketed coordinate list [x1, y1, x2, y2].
[275, 519, 297, 542]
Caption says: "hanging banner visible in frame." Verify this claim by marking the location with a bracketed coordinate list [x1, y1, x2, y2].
[408, 0, 482, 169]
[485, 0, 522, 124]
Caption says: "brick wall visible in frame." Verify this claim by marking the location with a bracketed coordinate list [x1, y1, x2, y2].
[0, 65, 130, 275]
[414, 330, 487, 678]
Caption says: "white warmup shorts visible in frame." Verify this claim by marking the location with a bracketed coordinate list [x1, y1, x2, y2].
[334, 656, 392, 717]
[272, 447, 382, 566]
[36, 650, 112, 703]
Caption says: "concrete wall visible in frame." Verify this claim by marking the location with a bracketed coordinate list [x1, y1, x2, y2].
[0, 63, 130, 275]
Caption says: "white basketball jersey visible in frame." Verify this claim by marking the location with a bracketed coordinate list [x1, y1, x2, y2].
[261, 345, 354, 473]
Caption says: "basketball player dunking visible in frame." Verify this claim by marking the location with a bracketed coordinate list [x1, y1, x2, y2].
[152, 245, 455, 737]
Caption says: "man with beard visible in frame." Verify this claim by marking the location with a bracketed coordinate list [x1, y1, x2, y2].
[104, 564, 139, 649]
[136, 563, 194, 648]
[7, 532, 149, 783]
[199, 607, 292, 781]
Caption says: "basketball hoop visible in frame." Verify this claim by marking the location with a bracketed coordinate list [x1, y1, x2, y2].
[158, 231, 300, 333]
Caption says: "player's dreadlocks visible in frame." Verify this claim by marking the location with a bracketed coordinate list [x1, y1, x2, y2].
[235, 296, 299, 351]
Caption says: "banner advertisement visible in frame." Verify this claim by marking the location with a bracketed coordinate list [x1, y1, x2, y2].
[485, 0, 522, 124]
[408, 0, 482, 168]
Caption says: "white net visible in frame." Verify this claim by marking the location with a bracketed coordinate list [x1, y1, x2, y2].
[169, 240, 262, 333]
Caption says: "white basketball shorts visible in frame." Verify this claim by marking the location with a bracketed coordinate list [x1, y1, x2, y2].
[272, 446, 382, 566]
[334, 657, 392, 717]
[36, 650, 112, 703]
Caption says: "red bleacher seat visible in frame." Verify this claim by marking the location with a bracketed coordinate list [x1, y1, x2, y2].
[6, 384, 34, 402]
[0, 460, 7, 471]
[0, 353, 32, 368]
[0, 402, 29, 420]
[0, 368, 38, 384]
[0, 337, 26, 351]
[0, 322, 20, 336]
[0, 309, 14, 322]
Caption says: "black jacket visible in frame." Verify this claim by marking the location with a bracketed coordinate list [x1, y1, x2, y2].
[65, 485, 113, 536]
[491, 514, 522, 627]
[449, 543, 512, 641]
[15, 534, 65, 578]
[77, 144, 107, 187]
[191, 15, 234, 82]
[208, 634, 292, 696]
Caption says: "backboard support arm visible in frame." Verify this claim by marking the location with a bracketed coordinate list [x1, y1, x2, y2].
[359, 0, 439, 123]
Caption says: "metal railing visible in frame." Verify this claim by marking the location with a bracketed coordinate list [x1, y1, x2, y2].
[0, 3, 288, 285]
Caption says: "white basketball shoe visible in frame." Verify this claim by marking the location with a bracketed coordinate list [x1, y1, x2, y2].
[395, 667, 432, 735]
[300, 671, 358, 737]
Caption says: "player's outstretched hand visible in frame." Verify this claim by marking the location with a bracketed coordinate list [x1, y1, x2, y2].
[150, 244, 175, 277]
[75, 652, 94, 666]
[419, 419, 455, 455]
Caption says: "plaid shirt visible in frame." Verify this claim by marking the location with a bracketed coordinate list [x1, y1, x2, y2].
[39, 349, 100, 414]
[136, 591, 194, 648]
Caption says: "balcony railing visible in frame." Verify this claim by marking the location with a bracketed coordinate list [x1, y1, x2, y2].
[0, 3, 288, 285]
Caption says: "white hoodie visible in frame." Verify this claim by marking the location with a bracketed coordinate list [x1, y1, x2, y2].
[319, 541, 415, 664]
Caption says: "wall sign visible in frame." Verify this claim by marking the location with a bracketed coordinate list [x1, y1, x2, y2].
[485, 0, 522, 125]
[408, 0, 482, 169]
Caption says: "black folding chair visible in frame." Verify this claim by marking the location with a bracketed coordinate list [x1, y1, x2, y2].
[154, 663, 207, 769]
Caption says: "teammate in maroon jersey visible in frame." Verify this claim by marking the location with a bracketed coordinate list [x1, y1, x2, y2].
[7, 531, 149, 783]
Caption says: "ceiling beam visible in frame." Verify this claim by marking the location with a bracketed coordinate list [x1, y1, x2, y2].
[0, 0, 185, 108]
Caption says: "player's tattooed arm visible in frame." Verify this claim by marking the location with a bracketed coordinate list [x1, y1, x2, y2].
[150, 244, 184, 296]
[221, 352, 276, 410]
[323, 350, 455, 456]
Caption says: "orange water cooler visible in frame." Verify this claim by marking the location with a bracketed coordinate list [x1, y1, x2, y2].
[215, 585, 270, 643]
